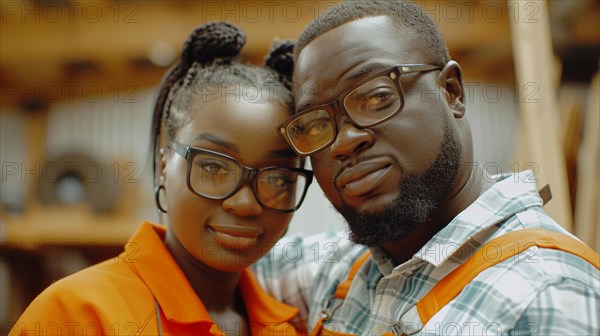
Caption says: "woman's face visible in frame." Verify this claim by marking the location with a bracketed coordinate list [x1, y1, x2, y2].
[162, 93, 299, 272]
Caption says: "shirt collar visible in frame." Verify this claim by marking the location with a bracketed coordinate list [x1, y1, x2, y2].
[125, 221, 298, 326]
[239, 266, 299, 326]
[370, 170, 543, 272]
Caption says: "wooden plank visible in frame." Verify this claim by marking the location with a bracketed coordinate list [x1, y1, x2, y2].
[1, 1, 515, 106]
[1, 204, 139, 247]
[574, 73, 599, 251]
[509, 0, 572, 230]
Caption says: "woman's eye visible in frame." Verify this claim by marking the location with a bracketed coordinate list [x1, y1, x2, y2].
[196, 159, 228, 174]
[202, 164, 222, 173]
[265, 175, 283, 185]
[263, 173, 295, 188]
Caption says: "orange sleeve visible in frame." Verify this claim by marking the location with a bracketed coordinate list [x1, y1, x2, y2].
[9, 261, 157, 336]
[9, 279, 105, 336]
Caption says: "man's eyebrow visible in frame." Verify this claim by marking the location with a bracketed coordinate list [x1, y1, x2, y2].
[296, 102, 312, 112]
[345, 64, 377, 82]
[296, 64, 380, 112]
[296, 82, 318, 112]
[193, 133, 239, 153]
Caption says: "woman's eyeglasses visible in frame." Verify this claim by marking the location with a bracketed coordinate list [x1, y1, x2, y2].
[169, 142, 313, 213]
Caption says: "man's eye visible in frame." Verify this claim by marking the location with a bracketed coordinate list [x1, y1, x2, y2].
[305, 119, 331, 136]
[364, 91, 396, 111]
[367, 92, 391, 106]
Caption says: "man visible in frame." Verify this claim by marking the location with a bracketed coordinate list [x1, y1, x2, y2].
[255, 1, 599, 335]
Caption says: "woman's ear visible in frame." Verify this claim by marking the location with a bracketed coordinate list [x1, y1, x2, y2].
[438, 60, 466, 118]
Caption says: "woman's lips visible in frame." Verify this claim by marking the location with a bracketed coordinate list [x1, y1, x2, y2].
[208, 226, 261, 250]
[336, 158, 393, 197]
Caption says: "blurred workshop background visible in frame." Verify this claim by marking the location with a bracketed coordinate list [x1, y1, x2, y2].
[0, 0, 598, 331]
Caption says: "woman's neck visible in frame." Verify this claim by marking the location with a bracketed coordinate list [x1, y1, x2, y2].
[163, 229, 243, 312]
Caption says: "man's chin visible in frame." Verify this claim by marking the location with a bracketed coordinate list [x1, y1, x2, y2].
[348, 229, 385, 247]
[337, 190, 435, 247]
[333, 124, 462, 248]
[338, 191, 399, 216]
[338, 205, 400, 247]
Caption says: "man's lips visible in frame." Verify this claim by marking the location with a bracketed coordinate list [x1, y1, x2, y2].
[335, 158, 393, 197]
[207, 225, 262, 250]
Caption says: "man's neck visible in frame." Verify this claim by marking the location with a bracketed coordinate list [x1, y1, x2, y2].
[382, 165, 491, 266]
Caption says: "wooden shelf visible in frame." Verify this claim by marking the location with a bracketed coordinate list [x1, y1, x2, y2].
[1, 204, 141, 248]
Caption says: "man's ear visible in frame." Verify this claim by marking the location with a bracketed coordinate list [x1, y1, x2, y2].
[438, 60, 466, 118]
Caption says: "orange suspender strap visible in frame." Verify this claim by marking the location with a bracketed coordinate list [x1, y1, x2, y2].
[334, 251, 372, 299]
[416, 228, 600, 327]
[310, 251, 372, 336]
[311, 318, 325, 336]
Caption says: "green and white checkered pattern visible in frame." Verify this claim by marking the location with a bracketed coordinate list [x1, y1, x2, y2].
[254, 171, 600, 335]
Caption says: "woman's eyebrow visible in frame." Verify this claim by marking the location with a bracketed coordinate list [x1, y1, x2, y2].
[193, 133, 239, 153]
[194, 134, 294, 159]
[267, 148, 297, 159]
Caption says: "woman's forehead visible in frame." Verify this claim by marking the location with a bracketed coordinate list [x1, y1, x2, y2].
[175, 98, 292, 159]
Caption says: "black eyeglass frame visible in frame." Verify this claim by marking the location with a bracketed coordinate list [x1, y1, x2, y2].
[169, 141, 313, 213]
[276, 64, 442, 156]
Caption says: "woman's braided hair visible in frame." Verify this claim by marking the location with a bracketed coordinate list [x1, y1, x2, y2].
[151, 21, 295, 187]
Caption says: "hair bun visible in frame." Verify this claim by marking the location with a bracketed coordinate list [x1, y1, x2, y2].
[265, 39, 295, 83]
[181, 22, 246, 66]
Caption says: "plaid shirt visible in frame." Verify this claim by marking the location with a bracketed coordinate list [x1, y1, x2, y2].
[254, 171, 600, 335]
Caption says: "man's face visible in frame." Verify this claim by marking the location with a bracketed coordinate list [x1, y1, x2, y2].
[294, 16, 463, 246]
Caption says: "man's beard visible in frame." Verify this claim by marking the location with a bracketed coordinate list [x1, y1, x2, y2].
[336, 125, 462, 247]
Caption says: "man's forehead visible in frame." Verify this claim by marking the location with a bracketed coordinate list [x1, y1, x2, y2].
[293, 58, 399, 111]
[296, 16, 395, 64]
[293, 16, 420, 109]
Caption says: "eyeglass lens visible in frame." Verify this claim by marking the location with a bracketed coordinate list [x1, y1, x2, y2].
[343, 76, 401, 125]
[286, 76, 402, 154]
[189, 153, 307, 211]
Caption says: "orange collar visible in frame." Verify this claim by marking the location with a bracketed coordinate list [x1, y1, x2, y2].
[125, 221, 298, 326]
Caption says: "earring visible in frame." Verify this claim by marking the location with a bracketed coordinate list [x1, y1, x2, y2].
[154, 185, 168, 213]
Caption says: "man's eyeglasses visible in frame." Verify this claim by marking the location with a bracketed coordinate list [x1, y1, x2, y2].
[169, 142, 313, 213]
[276, 64, 441, 156]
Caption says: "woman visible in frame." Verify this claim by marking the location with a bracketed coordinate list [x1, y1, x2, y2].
[11, 22, 311, 336]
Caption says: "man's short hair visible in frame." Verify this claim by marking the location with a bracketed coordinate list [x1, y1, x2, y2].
[296, 0, 451, 66]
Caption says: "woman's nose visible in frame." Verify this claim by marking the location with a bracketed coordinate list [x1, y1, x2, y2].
[221, 184, 263, 217]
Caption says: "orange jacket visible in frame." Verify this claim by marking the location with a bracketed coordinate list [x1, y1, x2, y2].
[10, 221, 301, 336]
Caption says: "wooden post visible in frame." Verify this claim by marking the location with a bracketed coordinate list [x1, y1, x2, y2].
[509, 0, 572, 230]
[574, 73, 599, 250]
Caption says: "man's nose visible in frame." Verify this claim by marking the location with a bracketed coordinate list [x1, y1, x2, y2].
[329, 117, 375, 161]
